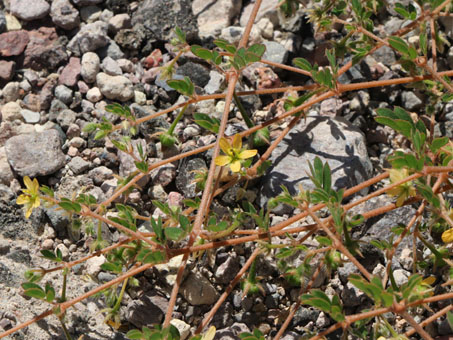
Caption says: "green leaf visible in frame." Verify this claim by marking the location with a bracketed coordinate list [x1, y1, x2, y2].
[253, 127, 270, 147]
[135, 161, 149, 173]
[293, 57, 312, 72]
[174, 26, 186, 44]
[191, 46, 213, 61]
[446, 311, 453, 332]
[126, 329, 144, 339]
[45, 284, 55, 303]
[101, 262, 123, 273]
[388, 36, 409, 56]
[430, 136, 449, 153]
[137, 249, 165, 264]
[83, 122, 98, 133]
[22, 282, 45, 299]
[416, 180, 440, 208]
[193, 113, 220, 133]
[208, 220, 228, 232]
[164, 227, 185, 241]
[40, 249, 59, 262]
[247, 44, 266, 57]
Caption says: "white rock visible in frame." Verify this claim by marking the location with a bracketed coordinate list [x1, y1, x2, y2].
[2, 82, 20, 102]
[10, 0, 50, 21]
[108, 13, 131, 33]
[20, 109, 40, 123]
[117, 58, 135, 73]
[80, 5, 101, 23]
[50, 0, 80, 30]
[101, 56, 122, 76]
[96, 72, 134, 102]
[86, 87, 103, 103]
[170, 319, 190, 340]
[134, 91, 146, 105]
[81, 52, 100, 83]
[85, 255, 106, 277]
[180, 272, 219, 305]
[1, 102, 22, 121]
[192, 0, 242, 38]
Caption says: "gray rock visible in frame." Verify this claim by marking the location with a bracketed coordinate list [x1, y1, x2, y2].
[56, 109, 77, 130]
[72, 0, 103, 6]
[20, 109, 40, 124]
[150, 162, 176, 187]
[131, 0, 198, 43]
[45, 205, 70, 233]
[401, 91, 423, 111]
[439, 16, 453, 39]
[448, 46, 453, 69]
[126, 290, 168, 328]
[67, 21, 109, 56]
[240, 0, 279, 27]
[96, 72, 134, 101]
[262, 41, 288, 65]
[97, 38, 124, 60]
[180, 272, 219, 305]
[260, 116, 372, 214]
[176, 158, 207, 198]
[88, 166, 113, 185]
[81, 52, 100, 83]
[393, 269, 409, 286]
[204, 71, 225, 94]
[10, 0, 50, 21]
[101, 56, 122, 76]
[176, 62, 210, 88]
[372, 45, 396, 65]
[131, 104, 170, 137]
[68, 156, 90, 174]
[0, 147, 14, 185]
[5, 129, 65, 177]
[214, 324, 250, 340]
[54, 85, 73, 105]
[50, 0, 80, 30]
[215, 254, 240, 284]
[341, 281, 365, 307]
[192, 0, 242, 38]
[80, 5, 101, 23]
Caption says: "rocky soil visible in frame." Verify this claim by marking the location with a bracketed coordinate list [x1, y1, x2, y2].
[0, 0, 453, 339]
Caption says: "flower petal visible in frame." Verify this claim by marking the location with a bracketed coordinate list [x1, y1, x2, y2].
[31, 178, 39, 193]
[32, 198, 40, 209]
[16, 194, 29, 205]
[24, 205, 33, 219]
[238, 149, 257, 159]
[230, 160, 241, 172]
[215, 155, 231, 166]
[442, 228, 453, 243]
[232, 134, 242, 150]
[219, 138, 231, 155]
[23, 176, 33, 191]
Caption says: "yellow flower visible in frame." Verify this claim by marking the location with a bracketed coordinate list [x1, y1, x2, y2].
[442, 228, 453, 243]
[16, 176, 40, 219]
[387, 168, 416, 207]
[215, 134, 257, 173]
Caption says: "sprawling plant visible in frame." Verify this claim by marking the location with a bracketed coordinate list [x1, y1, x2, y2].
[3, 0, 453, 340]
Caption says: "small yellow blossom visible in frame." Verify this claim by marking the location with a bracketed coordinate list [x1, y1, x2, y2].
[442, 228, 453, 243]
[387, 168, 416, 207]
[16, 176, 40, 219]
[215, 134, 257, 173]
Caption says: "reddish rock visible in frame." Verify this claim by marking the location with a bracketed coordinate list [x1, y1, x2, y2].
[59, 57, 81, 87]
[0, 61, 15, 81]
[0, 30, 29, 56]
[77, 80, 89, 94]
[143, 49, 162, 68]
[39, 77, 58, 110]
[24, 27, 67, 70]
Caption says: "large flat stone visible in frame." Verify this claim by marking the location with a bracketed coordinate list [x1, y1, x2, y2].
[5, 129, 65, 177]
[259, 116, 372, 214]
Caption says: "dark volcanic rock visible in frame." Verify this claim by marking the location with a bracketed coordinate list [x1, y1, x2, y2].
[131, 0, 198, 43]
[126, 290, 168, 328]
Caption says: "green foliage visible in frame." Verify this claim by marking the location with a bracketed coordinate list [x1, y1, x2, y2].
[167, 76, 195, 97]
[239, 329, 265, 340]
[193, 113, 220, 133]
[301, 290, 345, 322]
[126, 325, 180, 340]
